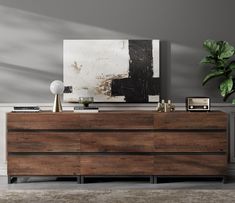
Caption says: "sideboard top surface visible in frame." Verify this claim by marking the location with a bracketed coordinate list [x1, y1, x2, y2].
[7, 110, 226, 115]
[7, 111, 227, 130]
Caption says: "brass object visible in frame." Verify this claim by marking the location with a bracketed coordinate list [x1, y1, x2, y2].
[53, 94, 62, 112]
[156, 100, 175, 112]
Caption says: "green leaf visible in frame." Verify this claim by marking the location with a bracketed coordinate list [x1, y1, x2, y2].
[202, 70, 225, 85]
[200, 56, 215, 64]
[223, 89, 235, 101]
[220, 78, 233, 97]
[228, 61, 235, 70]
[203, 40, 220, 55]
[232, 99, 235, 104]
[218, 41, 235, 59]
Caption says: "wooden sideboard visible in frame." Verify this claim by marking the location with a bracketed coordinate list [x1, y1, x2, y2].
[7, 111, 228, 183]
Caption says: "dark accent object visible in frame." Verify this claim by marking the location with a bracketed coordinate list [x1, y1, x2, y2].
[111, 40, 160, 102]
[64, 86, 73, 93]
[7, 111, 227, 184]
[14, 106, 40, 110]
[13, 106, 40, 112]
[186, 97, 210, 112]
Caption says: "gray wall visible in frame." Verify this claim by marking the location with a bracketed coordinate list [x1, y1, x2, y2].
[0, 0, 235, 103]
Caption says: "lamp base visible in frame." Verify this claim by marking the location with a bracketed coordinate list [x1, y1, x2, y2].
[53, 94, 62, 112]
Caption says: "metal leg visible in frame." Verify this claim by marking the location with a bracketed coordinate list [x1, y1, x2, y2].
[81, 176, 85, 184]
[150, 176, 154, 184]
[8, 176, 11, 184]
[153, 176, 158, 184]
[150, 176, 158, 184]
[222, 176, 227, 184]
[77, 176, 81, 184]
[12, 177, 17, 183]
[8, 176, 17, 184]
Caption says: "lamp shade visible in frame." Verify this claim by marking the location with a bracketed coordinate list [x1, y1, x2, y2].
[50, 80, 64, 95]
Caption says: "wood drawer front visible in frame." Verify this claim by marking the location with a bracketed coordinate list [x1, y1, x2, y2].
[154, 132, 227, 152]
[8, 132, 80, 152]
[8, 131, 226, 153]
[80, 155, 154, 175]
[8, 155, 80, 176]
[80, 155, 227, 176]
[154, 112, 227, 129]
[80, 132, 154, 152]
[154, 155, 227, 175]
[80, 131, 226, 153]
[7, 113, 154, 130]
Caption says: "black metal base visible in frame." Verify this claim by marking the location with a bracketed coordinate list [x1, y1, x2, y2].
[7, 175, 227, 184]
[72, 175, 227, 184]
[150, 176, 158, 184]
[222, 176, 227, 184]
[8, 176, 17, 184]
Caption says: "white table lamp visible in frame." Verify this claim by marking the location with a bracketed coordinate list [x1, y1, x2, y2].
[50, 80, 64, 112]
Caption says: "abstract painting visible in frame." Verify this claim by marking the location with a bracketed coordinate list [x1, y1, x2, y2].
[63, 40, 160, 103]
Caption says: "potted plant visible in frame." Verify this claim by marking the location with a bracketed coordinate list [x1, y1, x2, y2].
[201, 39, 235, 103]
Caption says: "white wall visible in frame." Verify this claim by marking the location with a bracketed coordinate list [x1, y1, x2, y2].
[1, 1, 235, 103]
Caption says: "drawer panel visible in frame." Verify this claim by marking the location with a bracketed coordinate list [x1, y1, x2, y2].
[7, 112, 154, 130]
[80, 132, 154, 152]
[80, 155, 227, 176]
[154, 132, 227, 152]
[154, 112, 227, 129]
[8, 131, 227, 153]
[8, 132, 80, 152]
[154, 155, 227, 175]
[8, 155, 227, 176]
[80, 155, 154, 175]
[80, 131, 226, 152]
[8, 155, 80, 176]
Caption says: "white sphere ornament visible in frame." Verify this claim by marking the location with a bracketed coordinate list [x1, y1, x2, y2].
[50, 80, 64, 95]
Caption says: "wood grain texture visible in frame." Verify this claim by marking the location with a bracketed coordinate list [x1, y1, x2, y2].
[153, 132, 227, 153]
[80, 155, 154, 175]
[8, 155, 80, 176]
[80, 155, 226, 176]
[8, 131, 227, 153]
[7, 111, 154, 130]
[7, 111, 227, 130]
[8, 132, 80, 152]
[7, 111, 228, 178]
[154, 112, 227, 129]
[153, 155, 227, 175]
[80, 132, 154, 152]
[80, 131, 227, 153]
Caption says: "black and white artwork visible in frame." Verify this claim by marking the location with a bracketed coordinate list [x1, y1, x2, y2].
[63, 40, 160, 103]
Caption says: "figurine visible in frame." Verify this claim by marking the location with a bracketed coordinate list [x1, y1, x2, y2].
[156, 100, 175, 112]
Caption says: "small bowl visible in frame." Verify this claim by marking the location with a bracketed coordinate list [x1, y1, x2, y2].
[79, 97, 94, 107]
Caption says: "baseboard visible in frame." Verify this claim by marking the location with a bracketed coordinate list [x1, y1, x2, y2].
[0, 165, 7, 176]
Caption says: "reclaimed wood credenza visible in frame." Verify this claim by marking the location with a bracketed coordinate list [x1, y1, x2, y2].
[7, 111, 228, 183]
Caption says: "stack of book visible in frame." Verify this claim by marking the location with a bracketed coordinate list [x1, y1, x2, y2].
[13, 106, 41, 112]
[74, 106, 99, 113]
